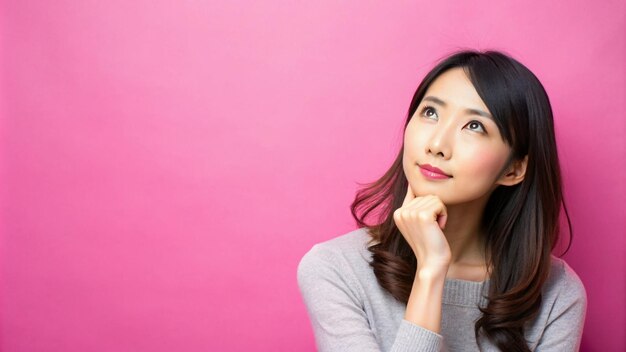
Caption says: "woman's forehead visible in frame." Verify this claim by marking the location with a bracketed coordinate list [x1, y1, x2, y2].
[422, 67, 491, 115]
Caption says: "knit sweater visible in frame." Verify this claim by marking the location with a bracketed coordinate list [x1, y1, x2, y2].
[297, 228, 587, 351]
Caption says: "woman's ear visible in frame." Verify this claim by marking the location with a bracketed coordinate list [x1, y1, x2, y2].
[496, 155, 528, 186]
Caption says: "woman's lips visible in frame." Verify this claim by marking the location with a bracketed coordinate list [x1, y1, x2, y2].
[418, 163, 452, 180]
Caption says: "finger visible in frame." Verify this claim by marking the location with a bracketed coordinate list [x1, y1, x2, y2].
[420, 196, 448, 230]
[402, 182, 416, 206]
[430, 198, 448, 230]
[393, 209, 414, 248]
[436, 212, 447, 230]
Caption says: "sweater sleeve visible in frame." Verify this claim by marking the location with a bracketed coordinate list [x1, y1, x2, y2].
[534, 262, 587, 351]
[297, 244, 444, 352]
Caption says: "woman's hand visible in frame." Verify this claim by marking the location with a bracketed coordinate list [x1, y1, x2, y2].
[395, 183, 451, 333]
[393, 183, 452, 272]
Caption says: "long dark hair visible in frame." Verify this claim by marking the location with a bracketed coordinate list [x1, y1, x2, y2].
[350, 49, 572, 351]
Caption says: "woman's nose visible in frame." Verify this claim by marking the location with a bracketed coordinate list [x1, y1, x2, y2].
[425, 121, 453, 159]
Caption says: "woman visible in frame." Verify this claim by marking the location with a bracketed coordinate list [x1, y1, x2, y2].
[297, 49, 587, 351]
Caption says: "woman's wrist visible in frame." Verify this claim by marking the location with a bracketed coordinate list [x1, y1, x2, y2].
[416, 263, 449, 281]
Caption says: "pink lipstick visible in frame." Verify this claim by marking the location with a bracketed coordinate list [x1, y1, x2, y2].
[418, 163, 452, 180]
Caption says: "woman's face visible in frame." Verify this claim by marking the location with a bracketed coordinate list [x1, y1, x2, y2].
[403, 67, 514, 205]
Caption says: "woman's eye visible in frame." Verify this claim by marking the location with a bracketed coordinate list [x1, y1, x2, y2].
[465, 120, 486, 133]
[421, 106, 437, 119]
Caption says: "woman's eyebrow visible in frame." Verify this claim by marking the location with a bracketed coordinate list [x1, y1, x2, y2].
[422, 95, 494, 120]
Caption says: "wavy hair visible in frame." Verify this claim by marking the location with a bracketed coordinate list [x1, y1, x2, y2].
[350, 49, 572, 351]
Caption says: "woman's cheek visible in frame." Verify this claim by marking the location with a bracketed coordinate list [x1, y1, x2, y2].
[460, 148, 507, 182]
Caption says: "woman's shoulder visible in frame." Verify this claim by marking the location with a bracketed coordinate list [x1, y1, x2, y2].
[298, 227, 374, 262]
[524, 255, 588, 348]
[303, 227, 373, 254]
[296, 227, 374, 281]
[543, 255, 587, 306]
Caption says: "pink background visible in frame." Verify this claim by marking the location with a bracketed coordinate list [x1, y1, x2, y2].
[2, 1, 624, 351]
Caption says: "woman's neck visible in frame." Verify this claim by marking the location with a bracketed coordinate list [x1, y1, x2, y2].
[441, 195, 491, 281]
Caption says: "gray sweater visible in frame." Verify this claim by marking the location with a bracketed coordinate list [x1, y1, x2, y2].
[297, 228, 587, 351]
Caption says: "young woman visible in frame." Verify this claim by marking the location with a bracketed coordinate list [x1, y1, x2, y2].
[297, 49, 587, 351]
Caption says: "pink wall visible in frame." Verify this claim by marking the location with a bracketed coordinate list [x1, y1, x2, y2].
[2, 1, 624, 351]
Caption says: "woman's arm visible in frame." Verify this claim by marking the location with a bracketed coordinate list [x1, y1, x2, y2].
[297, 245, 444, 352]
[393, 187, 451, 336]
[404, 267, 448, 334]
